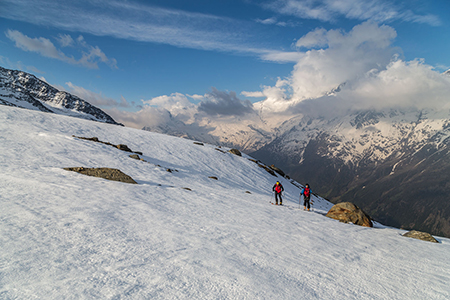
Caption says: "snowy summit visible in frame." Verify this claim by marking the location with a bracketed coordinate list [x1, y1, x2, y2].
[1, 105, 449, 299]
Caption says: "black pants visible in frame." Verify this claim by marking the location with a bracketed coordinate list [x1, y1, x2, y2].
[303, 196, 311, 209]
[275, 192, 282, 204]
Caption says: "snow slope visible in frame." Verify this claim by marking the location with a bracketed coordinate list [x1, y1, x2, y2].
[1, 105, 449, 299]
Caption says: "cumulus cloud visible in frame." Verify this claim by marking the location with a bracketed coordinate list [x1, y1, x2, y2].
[256, 21, 398, 111]
[5, 30, 117, 69]
[107, 106, 176, 129]
[340, 59, 450, 111]
[291, 22, 396, 101]
[109, 88, 257, 129]
[198, 88, 255, 116]
[251, 21, 450, 119]
[143, 93, 196, 122]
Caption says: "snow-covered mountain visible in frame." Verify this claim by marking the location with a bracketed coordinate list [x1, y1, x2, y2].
[251, 108, 450, 238]
[141, 102, 450, 238]
[2, 105, 450, 299]
[0, 66, 120, 125]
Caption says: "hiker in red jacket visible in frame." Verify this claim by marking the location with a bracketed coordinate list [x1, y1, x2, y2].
[272, 181, 284, 205]
[301, 183, 312, 210]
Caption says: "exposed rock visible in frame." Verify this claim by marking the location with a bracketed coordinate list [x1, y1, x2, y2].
[208, 176, 218, 180]
[229, 149, 242, 156]
[245, 191, 252, 194]
[269, 164, 285, 177]
[326, 202, 373, 227]
[194, 142, 204, 146]
[182, 187, 192, 191]
[258, 164, 276, 176]
[63, 167, 137, 184]
[129, 154, 140, 160]
[116, 144, 132, 152]
[403, 230, 438, 243]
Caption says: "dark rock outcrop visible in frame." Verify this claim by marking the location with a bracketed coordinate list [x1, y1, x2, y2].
[229, 149, 242, 156]
[63, 167, 137, 184]
[269, 165, 285, 177]
[326, 202, 373, 227]
[403, 230, 438, 243]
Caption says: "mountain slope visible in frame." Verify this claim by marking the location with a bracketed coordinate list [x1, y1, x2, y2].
[251, 109, 450, 238]
[1, 105, 449, 299]
[0, 66, 120, 125]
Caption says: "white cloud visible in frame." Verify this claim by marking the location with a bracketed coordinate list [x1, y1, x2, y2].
[295, 28, 329, 48]
[255, 17, 297, 27]
[5, 30, 117, 69]
[260, 50, 304, 63]
[106, 106, 175, 129]
[56, 34, 74, 47]
[0, 0, 260, 57]
[6, 29, 74, 63]
[109, 88, 258, 129]
[143, 93, 196, 121]
[241, 91, 265, 98]
[263, 0, 441, 26]
[341, 59, 450, 111]
[288, 22, 397, 102]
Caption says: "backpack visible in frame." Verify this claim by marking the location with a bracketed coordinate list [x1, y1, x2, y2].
[303, 187, 310, 197]
[275, 184, 282, 193]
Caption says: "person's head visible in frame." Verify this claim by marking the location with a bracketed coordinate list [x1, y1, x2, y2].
[276, 181, 280, 185]
[305, 183, 309, 188]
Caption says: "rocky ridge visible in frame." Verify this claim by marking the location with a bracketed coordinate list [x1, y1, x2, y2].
[0, 66, 120, 125]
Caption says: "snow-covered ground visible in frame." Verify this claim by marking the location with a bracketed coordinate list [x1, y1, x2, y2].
[1, 105, 449, 299]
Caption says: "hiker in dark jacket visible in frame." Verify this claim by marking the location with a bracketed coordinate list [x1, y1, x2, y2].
[272, 181, 284, 205]
[300, 184, 312, 211]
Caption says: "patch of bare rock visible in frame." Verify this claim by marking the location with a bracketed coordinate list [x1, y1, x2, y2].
[63, 167, 137, 184]
[402, 230, 438, 243]
[326, 202, 373, 227]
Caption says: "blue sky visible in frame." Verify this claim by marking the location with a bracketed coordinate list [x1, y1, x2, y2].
[1, 0, 449, 127]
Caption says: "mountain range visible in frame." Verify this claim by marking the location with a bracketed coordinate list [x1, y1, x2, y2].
[142, 85, 450, 239]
